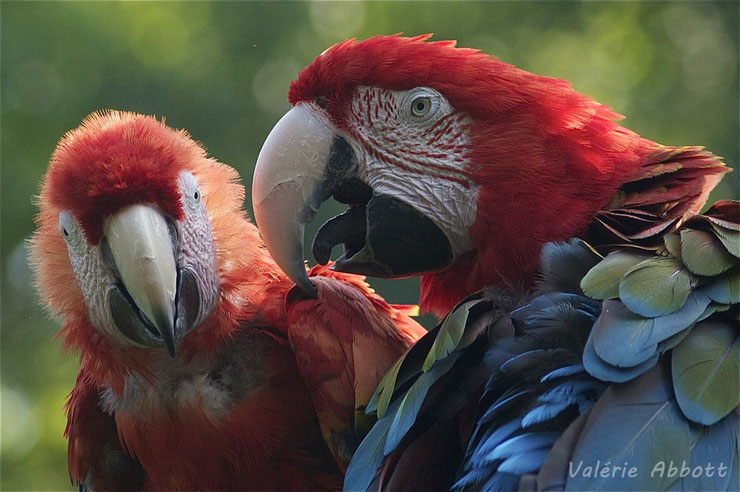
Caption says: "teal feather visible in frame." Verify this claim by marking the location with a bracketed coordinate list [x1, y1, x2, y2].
[618, 256, 695, 318]
[670, 411, 739, 491]
[583, 328, 660, 383]
[497, 449, 551, 475]
[344, 398, 402, 492]
[580, 250, 650, 300]
[566, 363, 692, 491]
[541, 363, 585, 382]
[383, 353, 458, 455]
[521, 401, 571, 428]
[680, 228, 736, 276]
[591, 293, 710, 368]
[471, 419, 522, 459]
[671, 320, 740, 425]
[486, 432, 559, 461]
[701, 268, 740, 305]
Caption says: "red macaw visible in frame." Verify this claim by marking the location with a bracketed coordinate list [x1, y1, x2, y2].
[252, 35, 739, 490]
[30, 110, 424, 490]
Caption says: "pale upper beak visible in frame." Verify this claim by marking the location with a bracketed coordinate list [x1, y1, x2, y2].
[252, 104, 348, 297]
[252, 103, 454, 295]
[104, 204, 178, 356]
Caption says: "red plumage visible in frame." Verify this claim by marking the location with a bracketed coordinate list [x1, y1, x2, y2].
[286, 264, 426, 470]
[290, 35, 728, 316]
[47, 112, 189, 245]
[32, 111, 424, 489]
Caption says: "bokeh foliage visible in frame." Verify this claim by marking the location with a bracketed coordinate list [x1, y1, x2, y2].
[1, 1, 737, 489]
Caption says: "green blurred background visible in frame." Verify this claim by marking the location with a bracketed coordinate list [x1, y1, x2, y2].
[1, 1, 738, 489]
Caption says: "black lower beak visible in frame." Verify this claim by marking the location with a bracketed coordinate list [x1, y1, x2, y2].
[252, 103, 454, 288]
[109, 267, 202, 357]
[312, 191, 454, 278]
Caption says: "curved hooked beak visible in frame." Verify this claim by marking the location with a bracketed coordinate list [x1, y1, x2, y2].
[252, 104, 357, 297]
[104, 204, 178, 356]
[252, 104, 454, 296]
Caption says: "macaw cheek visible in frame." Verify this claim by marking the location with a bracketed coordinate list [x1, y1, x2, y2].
[327, 193, 454, 278]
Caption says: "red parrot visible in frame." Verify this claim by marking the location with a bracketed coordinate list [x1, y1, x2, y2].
[252, 35, 739, 490]
[30, 110, 424, 490]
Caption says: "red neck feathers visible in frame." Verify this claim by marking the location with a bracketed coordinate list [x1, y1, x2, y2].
[32, 111, 292, 393]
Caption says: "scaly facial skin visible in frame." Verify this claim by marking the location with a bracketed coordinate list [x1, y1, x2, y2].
[58, 170, 218, 357]
[337, 86, 478, 258]
[253, 86, 479, 295]
[253, 34, 703, 316]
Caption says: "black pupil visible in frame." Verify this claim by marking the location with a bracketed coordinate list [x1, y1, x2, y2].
[194, 191, 199, 199]
[63, 228, 69, 237]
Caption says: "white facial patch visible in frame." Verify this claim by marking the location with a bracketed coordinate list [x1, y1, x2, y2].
[60, 210, 123, 343]
[59, 172, 220, 350]
[177, 171, 219, 327]
[347, 86, 479, 258]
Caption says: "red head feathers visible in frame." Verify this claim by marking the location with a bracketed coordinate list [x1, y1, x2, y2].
[45, 112, 198, 244]
[32, 111, 288, 391]
[256, 35, 729, 316]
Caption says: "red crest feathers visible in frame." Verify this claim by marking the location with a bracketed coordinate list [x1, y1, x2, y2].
[293, 36, 729, 315]
[46, 111, 204, 244]
[288, 34, 594, 122]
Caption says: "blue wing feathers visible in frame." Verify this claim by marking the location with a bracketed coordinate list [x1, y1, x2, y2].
[541, 364, 586, 381]
[353, 220, 739, 491]
[498, 448, 552, 475]
[521, 401, 572, 429]
[486, 432, 560, 462]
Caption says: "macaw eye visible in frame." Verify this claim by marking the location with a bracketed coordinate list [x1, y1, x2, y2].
[185, 186, 201, 210]
[191, 188, 201, 207]
[401, 88, 450, 124]
[179, 171, 202, 210]
[410, 96, 431, 117]
[59, 211, 76, 242]
[59, 210, 86, 254]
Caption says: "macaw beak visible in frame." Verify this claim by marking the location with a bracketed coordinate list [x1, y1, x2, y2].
[103, 204, 178, 356]
[252, 104, 454, 295]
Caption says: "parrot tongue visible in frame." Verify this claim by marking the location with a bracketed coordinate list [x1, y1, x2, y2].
[312, 178, 372, 267]
[312, 205, 368, 267]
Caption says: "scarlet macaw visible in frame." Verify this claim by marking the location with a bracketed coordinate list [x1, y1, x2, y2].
[252, 35, 739, 490]
[30, 111, 424, 490]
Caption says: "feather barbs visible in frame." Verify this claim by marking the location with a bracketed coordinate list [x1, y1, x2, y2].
[46, 111, 200, 245]
[31, 110, 293, 387]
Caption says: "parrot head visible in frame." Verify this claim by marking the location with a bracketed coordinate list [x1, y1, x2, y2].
[252, 35, 654, 315]
[32, 111, 267, 381]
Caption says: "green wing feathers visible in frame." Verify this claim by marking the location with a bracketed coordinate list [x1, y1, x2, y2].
[581, 200, 739, 426]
